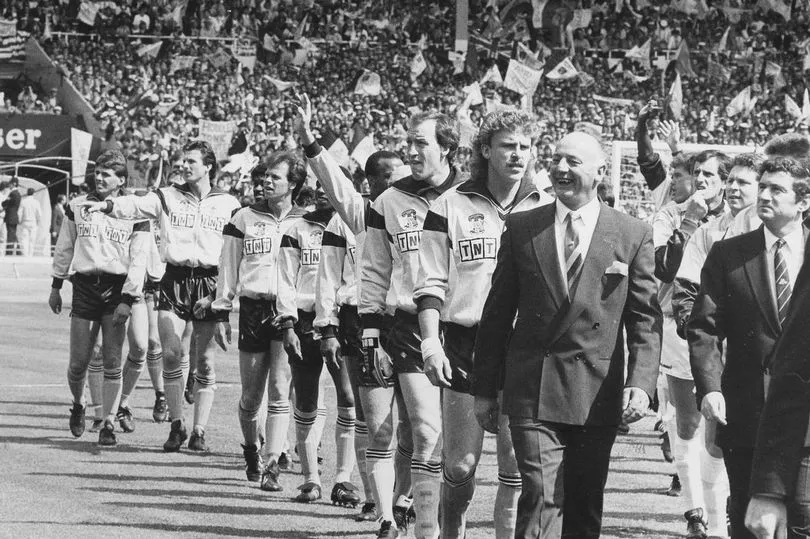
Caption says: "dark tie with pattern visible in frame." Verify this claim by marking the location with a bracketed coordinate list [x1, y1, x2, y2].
[774, 238, 792, 328]
[565, 212, 583, 293]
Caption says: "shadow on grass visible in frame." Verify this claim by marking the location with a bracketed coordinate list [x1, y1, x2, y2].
[2, 520, 363, 538]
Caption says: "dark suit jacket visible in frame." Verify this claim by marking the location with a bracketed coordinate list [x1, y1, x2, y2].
[471, 202, 663, 426]
[2, 189, 20, 225]
[750, 239, 810, 499]
[687, 227, 789, 450]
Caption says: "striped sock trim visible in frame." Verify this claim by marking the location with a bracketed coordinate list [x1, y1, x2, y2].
[103, 368, 123, 381]
[397, 444, 413, 460]
[126, 354, 145, 367]
[365, 448, 394, 461]
[354, 421, 369, 436]
[316, 407, 327, 418]
[337, 415, 356, 429]
[163, 368, 183, 381]
[443, 468, 476, 488]
[194, 373, 216, 387]
[87, 363, 103, 374]
[294, 409, 318, 426]
[497, 472, 522, 488]
[146, 351, 162, 363]
[411, 460, 442, 475]
[268, 404, 291, 414]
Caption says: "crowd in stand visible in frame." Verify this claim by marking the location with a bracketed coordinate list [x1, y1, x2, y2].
[0, 0, 808, 191]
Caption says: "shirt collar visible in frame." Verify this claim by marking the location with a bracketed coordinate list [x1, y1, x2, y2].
[555, 196, 602, 228]
[763, 223, 805, 253]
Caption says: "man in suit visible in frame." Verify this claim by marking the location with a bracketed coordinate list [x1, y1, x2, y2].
[687, 156, 809, 539]
[471, 131, 663, 539]
[3, 177, 21, 255]
[742, 159, 810, 539]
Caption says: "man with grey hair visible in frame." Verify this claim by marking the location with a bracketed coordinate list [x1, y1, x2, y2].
[472, 130, 662, 539]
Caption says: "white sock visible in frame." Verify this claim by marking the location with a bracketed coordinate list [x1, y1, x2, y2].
[701, 450, 730, 537]
[354, 421, 374, 503]
[265, 400, 290, 460]
[367, 448, 395, 523]
[102, 367, 123, 423]
[120, 354, 145, 408]
[495, 472, 522, 539]
[411, 461, 442, 539]
[334, 406, 356, 484]
[163, 366, 185, 422]
[673, 421, 706, 512]
[87, 359, 104, 420]
[295, 407, 320, 484]
[192, 381, 215, 432]
[146, 350, 164, 393]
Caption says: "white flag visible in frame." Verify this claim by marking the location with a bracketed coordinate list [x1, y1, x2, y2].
[785, 94, 802, 120]
[804, 52, 810, 71]
[504, 60, 543, 96]
[546, 57, 578, 80]
[236, 55, 256, 72]
[726, 86, 753, 117]
[350, 134, 376, 169]
[625, 39, 651, 66]
[264, 75, 295, 92]
[410, 51, 427, 78]
[136, 41, 163, 58]
[479, 64, 503, 86]
[803, 88, 810, 120]
[77, 2, 99, 26]
[462, 81, 484, 106]
[71, 128, 93, 186]
[717, 26, 730, 52]
[354, 70, 381, 96]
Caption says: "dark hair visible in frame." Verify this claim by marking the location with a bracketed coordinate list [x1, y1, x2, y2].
[95, 149, 128, 180]
[266, 150, 307, 201]
[27, 187, 35, 196]
[470, 110, 538, 183]
[730, 152, 764, 171]
[182, 140, 217, 180]
[759, 157, 810, 201]
[0, 181, 8, 190]
[409, 111, 460, 165]
[295, 185, 316, 208]
[250, 163, 267, 184]
[671, 152, 694, 172]
[693, 149, 731, 182]
[763, 133, 810, 159]
[365, 150, 400, 180]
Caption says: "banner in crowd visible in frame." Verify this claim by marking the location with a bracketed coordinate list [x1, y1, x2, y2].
[0, 114, 75, 159]
[726, 86, 756, 117]
[207, 48, 231, 68]
[504, 59, 543, 95]
[169, 55, 195, 74]
[0, 28, 28, 60]
[354, 70, 381, 96]
[0, 18, 16, 37]
[350, 134, 376, 169]
[264, 75, 295, 92]
[480, 64, 503, 85]
[198, 119, 237, 160]
[70, 128, 93, 186]
[77, 1, 117, 26]
[592, 94, 635, 107]
[136, 41, 162, 58]
[545, 57, 578, 80]
[410, 51, 427, 78]
[668, 73, 683, 120]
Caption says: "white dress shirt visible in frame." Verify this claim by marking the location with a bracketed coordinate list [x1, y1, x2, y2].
[763, 223, 805, 309]
[554, 197, 602, 287]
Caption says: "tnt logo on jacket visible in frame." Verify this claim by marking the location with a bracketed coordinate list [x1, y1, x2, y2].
[396, 208, 422, 253]
[302, 230, 323, 265]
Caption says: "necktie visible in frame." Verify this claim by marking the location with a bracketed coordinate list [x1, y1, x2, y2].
[565, 212, 583, 293]
[774, 238, 791, 327]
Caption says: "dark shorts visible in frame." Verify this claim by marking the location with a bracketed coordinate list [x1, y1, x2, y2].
[386, 309, 424, 375]
[238, 296, 283, 352]
[70, 272, 126, 322]
[157, 264, 228, 323]
[143, 279, 161, 303]
[290, 309, 322, 369]
[442, 322, 478, 394]
[339, 305, 376, 387]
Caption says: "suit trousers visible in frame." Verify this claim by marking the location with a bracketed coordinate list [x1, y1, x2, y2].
[723, 447, 756, 539]
[510, 417, 618, 539]
[788, 449, 810, 538]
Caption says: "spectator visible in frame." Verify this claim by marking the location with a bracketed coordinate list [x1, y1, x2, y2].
[18, 187, 42, 256]
[2, 178, 21, 255]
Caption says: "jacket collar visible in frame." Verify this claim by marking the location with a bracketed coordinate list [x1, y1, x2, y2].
[174, 182, 229, 198]
[249, 202, 307, 221]
[456, 172, 540, 209]
[392, 167, 461, 198]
